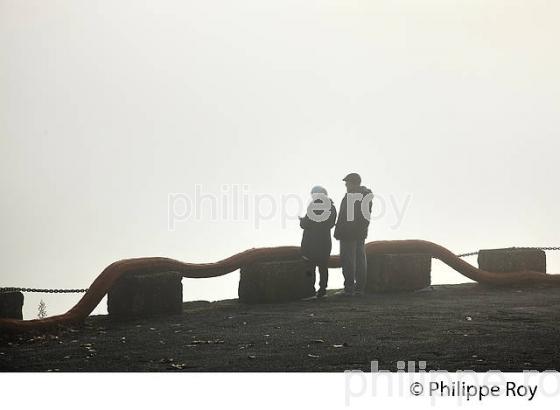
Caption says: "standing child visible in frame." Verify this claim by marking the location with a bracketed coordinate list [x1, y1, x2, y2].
[299, 186, 337, 297]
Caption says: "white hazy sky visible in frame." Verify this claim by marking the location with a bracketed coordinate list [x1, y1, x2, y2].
[1, 0, 559, 319]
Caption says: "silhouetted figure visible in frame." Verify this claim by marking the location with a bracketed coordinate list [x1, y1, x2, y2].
[334, 173, 373, 296]
[299, 186, 337, 298]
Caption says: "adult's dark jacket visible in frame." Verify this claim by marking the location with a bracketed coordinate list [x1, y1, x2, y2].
[334, 186, 373, 241]
[299, 198, 337, 264]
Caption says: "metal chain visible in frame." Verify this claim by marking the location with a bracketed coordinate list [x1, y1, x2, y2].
[457, 251, 479, 257]
[0, 287, 88, 294]
[458, 246, 560, 258]
[2, 247, 560, 292]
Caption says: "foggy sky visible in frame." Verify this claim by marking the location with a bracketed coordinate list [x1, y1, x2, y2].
[1, 0, 559, 318]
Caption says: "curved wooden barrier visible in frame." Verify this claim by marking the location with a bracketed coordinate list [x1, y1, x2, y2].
[1, 239, 559, 333]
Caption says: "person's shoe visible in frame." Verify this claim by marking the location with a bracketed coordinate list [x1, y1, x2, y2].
[354, 290, 365, 297]
[316, 288, 327, 298]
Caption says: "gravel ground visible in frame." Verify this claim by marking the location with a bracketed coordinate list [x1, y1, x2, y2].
[2, 283, 560, 372]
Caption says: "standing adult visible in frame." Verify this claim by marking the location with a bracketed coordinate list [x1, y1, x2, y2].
[334, 173, 373, 296]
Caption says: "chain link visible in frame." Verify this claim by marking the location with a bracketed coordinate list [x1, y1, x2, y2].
[0, 287, 88, 294]
[457, 246, 560, 258]
[457, 251, 480, 257]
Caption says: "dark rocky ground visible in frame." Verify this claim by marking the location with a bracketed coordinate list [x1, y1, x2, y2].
[2, 283, 560, 372]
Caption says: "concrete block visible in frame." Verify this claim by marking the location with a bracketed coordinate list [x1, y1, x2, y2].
[107, 271, 183, 319]
[478, 248, 546, 273]
[239, 259, 316, 303]
[366, 254, 431, 293]
[0, 291, 24, 320]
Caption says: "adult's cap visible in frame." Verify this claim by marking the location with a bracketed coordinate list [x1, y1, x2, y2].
[342, 172, 361, 184]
